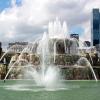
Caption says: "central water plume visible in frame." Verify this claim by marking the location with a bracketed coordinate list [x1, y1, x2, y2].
[48, 17, 69, 39]
[37, 32, 50, 77]
[22, 31, 62, 87]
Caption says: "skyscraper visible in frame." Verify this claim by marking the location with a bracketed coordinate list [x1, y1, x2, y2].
[0, 42, 2, 57]
[91, 9, 100, 46]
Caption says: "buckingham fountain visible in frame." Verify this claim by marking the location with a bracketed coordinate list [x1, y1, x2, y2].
[0, 18, 100, 100]
[0, 18, 98, 92]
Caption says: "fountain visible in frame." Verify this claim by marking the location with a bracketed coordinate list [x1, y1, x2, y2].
[0, 18, 98, 89]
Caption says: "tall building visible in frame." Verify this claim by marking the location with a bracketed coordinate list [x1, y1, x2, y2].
[91, 9, 100, 46]
[8, 42, 28, 48]
[0, 42, 2, 57]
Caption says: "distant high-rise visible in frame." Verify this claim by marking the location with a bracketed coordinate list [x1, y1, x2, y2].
[70, 34, 79, 40]
[8, 42, 28, 53]
[84, 41, 91, 47]
[0, 42, 2, 57]
[91, 9, 100, 46]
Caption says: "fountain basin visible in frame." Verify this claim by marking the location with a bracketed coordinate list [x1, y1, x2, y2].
[0, 80, 100, 100]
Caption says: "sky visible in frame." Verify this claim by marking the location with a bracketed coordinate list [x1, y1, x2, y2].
[0, 0, 100, 50]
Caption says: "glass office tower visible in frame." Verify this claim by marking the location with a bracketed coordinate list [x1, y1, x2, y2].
[91, 9, 100, 46]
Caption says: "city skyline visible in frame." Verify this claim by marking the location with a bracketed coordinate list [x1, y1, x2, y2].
[0, 0, 100, 49]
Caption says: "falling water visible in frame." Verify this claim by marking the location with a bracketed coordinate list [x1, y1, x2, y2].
[0, 45, 15, 62]
[54, 41, 56, 64]
[4, 39, 40, 81]
[77, 57, 98, 81]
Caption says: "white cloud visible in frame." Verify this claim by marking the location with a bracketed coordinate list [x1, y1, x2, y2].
[0, 0, 100, 49]
[0, 0, 50, 45]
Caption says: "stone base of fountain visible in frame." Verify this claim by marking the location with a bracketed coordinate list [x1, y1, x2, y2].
[61, 67, 91, 80]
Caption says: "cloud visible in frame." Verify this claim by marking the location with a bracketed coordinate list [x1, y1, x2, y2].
[0, 0, 49, 48]
[0, 0, 100, 50]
